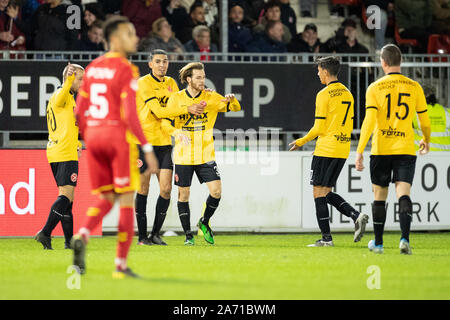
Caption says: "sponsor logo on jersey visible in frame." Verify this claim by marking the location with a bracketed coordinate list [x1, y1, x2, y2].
[380, 126, 406, 138]
[334, 132, 352, 143]
[86, 67, 116, 79]
[137, 159, 143, 168]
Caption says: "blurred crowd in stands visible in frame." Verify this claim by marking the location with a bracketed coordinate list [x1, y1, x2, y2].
[0, 0, 449, 55]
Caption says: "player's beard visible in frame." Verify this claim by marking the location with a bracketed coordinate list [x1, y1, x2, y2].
[192, 82, 205, 92]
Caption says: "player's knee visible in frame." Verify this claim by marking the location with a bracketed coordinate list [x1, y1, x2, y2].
[210, 189, 221, 199]
[398, 195, 412, 214]
[372, 200, 387, 223]
[178, 188, 190, 202]
[160, 185, 172, 199]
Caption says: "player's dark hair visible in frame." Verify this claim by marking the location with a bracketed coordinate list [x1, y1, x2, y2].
[265, 0, 281, 12]
[179, 62, 204, 84]
[149, 49, 168, 61]
[103, 16, 130, 45]
[381, 44, 402, 67]
[189, 1, 203, 14]
[316, 56, 340, 77]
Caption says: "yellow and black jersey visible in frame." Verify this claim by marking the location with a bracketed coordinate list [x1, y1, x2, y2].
[162, 89, 241, 165]
[130, 72, 180, 146]
[295, 81, 354, 159]
[46, 74, 81, 163]
[357, 72, 431, 155]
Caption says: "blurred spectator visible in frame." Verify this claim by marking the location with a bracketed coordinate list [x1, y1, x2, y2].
[138, 17, 185, 53]
[79, 19, 104, 51]
[121, 0, 162, 39]
[0, 0, 26, 50]
[336, 18, 369, 53]
[98, 0, 122, 15]
[240, 0, 265, 27]
[21, 0, 41, 21]
[278, 0, 296, 37]
[395, 0, 433, 52]
[81, 3, 105, 41]
[246, 20, 287, 53]
[253, 0, 291, 44]
[288, 23, 324, 53]
[184, 24, 218, 61]
[199, 0, 218, 28]
[431, 0, 450, 35]
[228, 1, 253, 52]
[364, 1, 394, 52]
[171, 1, 208, 44]
[161, 0, 188, 25]
[15, 0, 79, 50]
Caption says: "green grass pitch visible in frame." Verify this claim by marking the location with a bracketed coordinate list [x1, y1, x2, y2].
[1, 232, 449, 300]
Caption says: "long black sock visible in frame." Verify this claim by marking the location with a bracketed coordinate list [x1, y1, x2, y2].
[61, 202, 73, 245]
[326, 192, 360, 222]
[152, 196, 170, 236]
[314, 197, 332, 241]
[135, 193, 148, 241]
[372, 201, 387, 246]
[202, 195, 221, 225]
[398, 195, 412, 242]
[177, 201, 192, 238]
[42, 195, 71, 237]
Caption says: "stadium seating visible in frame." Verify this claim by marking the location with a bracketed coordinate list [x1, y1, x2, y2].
[394, 26, 419, 53]
[427, 34, 449, 62]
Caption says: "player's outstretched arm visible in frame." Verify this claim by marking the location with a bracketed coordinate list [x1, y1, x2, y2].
[218, 94, 241, 112]
[288, 118, 326, 151]
[150, 96, 205, 118]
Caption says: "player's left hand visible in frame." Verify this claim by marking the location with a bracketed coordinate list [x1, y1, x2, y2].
[221, 94, 235, 103]
[418, 139, 430, 155]
[355, 152, 364, 171]
[288, 140, 300, 151]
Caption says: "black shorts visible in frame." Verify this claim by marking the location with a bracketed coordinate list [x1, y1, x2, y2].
[174, 161, 221, 187]
[370, 155, 417, 187]
[138, 145, 173, 173]
[310, 156, 346, 187]
[50, 161, 79, 187]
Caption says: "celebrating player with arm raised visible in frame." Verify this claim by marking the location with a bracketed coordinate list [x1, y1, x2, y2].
[289, 56, 369, 247]
[131, 49, 204, 246]
[71, 16, 158, 278]
[161, 62, 241, 245]
[355, 44, 431, 255]
[35, 63, 84, 250]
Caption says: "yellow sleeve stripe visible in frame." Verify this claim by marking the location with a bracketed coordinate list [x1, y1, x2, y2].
[79, 90, 89, 98]
[417, 109, 427, 114]
[121, 92, 128, 99]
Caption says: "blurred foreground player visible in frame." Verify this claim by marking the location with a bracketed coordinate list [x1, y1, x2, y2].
[35, 63, 84, 250]
[355, 44, 431, 255]
[72, 16, 159, 278]
[289, 56, 369, 247]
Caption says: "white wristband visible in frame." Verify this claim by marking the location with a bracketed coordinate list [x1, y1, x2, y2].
[142, 143, 153, 153]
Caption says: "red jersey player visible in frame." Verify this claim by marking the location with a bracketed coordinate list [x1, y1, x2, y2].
[72, 16, 158, 278]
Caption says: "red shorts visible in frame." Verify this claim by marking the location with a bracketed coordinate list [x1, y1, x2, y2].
[85, 127, 140, 194]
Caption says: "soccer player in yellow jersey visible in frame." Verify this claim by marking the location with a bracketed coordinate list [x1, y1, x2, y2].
[289, 56, 369, 247]
[161, 62, 241, 245]
[355, 44, 431, 255]
[131, 49, 204, 246]
[35, 63, 84, 250]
